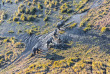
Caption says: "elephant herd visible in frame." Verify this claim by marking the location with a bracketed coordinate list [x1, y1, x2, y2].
[31, 20, 65, 56]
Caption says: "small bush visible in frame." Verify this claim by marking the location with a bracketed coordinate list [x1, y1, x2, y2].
[5, 51, 13, 56]
[83, 27, 91, 32]
[27, 2, 31, 6]
[3, 38, 9, 43]
[25, 29, 33, 35]
[0, 55, 4, 59]
[8, 30, 14, 33]
[38, 3, 43, 9]
[1, 12, 7, 20]
[38, 14, 43, 18]
[20, 14, 27, 21]
[15, 0, 20, 3]
[68, 23, 77, 29]
[13, 17, 19, 21]
[25, 8, 30, 14]
[43, 16, 48, 21]
[27, 15, 36, 21]
[18, 4, 25, 13]
[6, 0, 10, 3]
[14, 42, 25, 48]
[101, 27, 107, 33]
[59, 30, 65, 34]
[30, 6, 36, 15]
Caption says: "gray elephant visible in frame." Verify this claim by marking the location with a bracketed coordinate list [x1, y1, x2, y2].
[57, 20, 65, 30]
[53, 29, 58, 37]
[47, 37, 54, 48]
[31, 47, 39, 56]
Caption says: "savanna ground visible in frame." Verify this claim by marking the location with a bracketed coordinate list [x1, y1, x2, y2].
[0, 0, 110, 74]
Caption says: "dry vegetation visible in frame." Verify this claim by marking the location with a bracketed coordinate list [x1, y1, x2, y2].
[80, 0, 110, 32]
[15, 43, 110, 74]
[0, 37, 25, 68]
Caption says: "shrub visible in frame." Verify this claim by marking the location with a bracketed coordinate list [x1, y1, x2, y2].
[36, 32, 40, 35]
[6, 0, 10, 3]
[15, 0, 20, 3]
[25, 8, 30, 14]
[15, 12, 21, 16]
[41, 29, 48, 34]
[10, 0, 13, 4]
[67, 8, 73, 13]
[38, 14, 43, 18]
[83, 27, 91, 32]
[27, 2, 31, 6]
[18, 4, 25, 13]
[38, 3, 43, 9]
[5, 51, 13, 56]
[25, 29, 33, 35]
[18, 30, 22, 34]
[60, 3, 71, 13]
[68, 23, 77, 29]
[3, 38, 9, 43]
[60, 8, 67, 13]
[30, 6, 36, 15]
[27, 15, 35, 21]
[14, 42, 25, 48]
[20, 14, 27, 21]
[101, 27, 107, 33]
[19, 4, 24, 8]
[1, 12, 7, 20]
[43, 16, 48, 21]
[59, 30, 65, 34]
[33, 0, 37, 3]
[13, 17, 19, 21]
[0, 55, 4, 59]
[8, 30, 14, 33]
[18, 8, 25, 13]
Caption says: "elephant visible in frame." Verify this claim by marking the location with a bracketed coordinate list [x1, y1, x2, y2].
[57, 20, 65, 30]
[47, 37, 54, 48]
[53, 29, 58, 37]
[32, 47, 39, 55]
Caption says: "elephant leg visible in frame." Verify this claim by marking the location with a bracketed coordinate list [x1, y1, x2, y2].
[58, 27, 60, 30]
[34, 51, 36, 55]
[47, 44, 49, 48]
